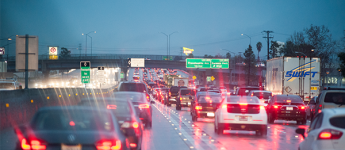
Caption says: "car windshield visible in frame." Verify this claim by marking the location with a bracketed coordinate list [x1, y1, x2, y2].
[181, 90, 195, 95]
[227, 97, 259, 103]
[198, 95, 222, 103]
[324, 93, 345, 104]
[113, 94, 145, 102]
[253, 92, 271, 99]
[32, 110, 114, 131]
[119, 83, 146, 93]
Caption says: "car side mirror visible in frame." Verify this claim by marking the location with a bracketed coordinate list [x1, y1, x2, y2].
[295, 128, 305, 139]
[150, 101, 155, 104]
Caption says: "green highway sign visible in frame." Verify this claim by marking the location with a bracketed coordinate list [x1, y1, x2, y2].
[186, 58, 229, 69]
[80, 61, 91, 84]
[163, 56, 173, 60]
[207, 76, 211, 82]
[120, 72, 124, 79]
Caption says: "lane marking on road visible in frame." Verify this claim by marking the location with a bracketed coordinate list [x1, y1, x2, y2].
[153, 98, 228, 150]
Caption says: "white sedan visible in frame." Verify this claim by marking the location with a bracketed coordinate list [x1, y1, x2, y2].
[214, 96, 268, 136]
[296, 108, 345, 150]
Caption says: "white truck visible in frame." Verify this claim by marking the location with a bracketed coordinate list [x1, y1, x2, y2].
[173, 77, 189, 87]
[265, 56, 321, 102]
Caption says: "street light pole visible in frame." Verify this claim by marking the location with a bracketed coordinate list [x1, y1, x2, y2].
[241, 34, 252, 45]
[168, 31, 178, 58]
[82, 31, 96, 57]
[161, 32, 168, 60]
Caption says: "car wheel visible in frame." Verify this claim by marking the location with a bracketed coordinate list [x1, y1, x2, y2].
[192, 116, 197, 121]
[268, 113, 274, 124]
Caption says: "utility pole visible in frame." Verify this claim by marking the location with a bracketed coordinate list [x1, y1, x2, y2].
[263, 31, 274, 60]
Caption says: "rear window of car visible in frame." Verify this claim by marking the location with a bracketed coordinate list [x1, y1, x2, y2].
[253, 92, 272, 99]
[33, 110, 114, 131]
[324, 93, 345, 104]
[329, 116, 345, 129]
[81, 101, 133, 115]
[238, 88, 260, 95]
[113, 94, 145, 102]
[170, 87, 180, 92]
[181, 90, 195, 95]
[198, 95, 222, 103]
[227, 97, 259, 103]
[276, 96, 303, 103]
[119, 83, 146, 93]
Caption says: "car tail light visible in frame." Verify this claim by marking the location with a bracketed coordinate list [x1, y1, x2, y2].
[299, 106, 305, 110]
[195, 106, 202, 110]
[260, 106, 265, 109]
[222, 104, 227, 108]
[180, 97, 182, 100]
[107, 105, 117, 109]
[21, 138, 47, 150]
[205, 97, 210, 100]
[21, 139, 31, 150]
[139, 104, 149, 109]
[318, 109, 322, 113]
[274, 105, 279, 108]
[239, 103, 248, 106]
[96, 140, 121, 150]
[130, 143, 137, 148]
[31, 140, 46, 150]
[169, 92, 171, 96]
[132, 122, 139, 128]
[318, 129, 343, 140]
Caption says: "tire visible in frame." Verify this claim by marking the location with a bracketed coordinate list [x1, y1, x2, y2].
[216, 124, 223, 134]
[268, 113, 274, 124]
[176, 105, 181, 110]
[192, 115, 197, 122]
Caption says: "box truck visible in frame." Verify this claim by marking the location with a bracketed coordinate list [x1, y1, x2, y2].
[265, 56, 321, 101]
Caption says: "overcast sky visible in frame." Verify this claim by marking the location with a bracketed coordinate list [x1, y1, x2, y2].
[1, 0, 345, 58]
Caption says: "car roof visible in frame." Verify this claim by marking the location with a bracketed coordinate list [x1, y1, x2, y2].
[38, 106, 112, 112]
[250, 90, 272, 93]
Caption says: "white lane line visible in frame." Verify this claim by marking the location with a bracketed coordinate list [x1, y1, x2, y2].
[154, 100, 227, 150]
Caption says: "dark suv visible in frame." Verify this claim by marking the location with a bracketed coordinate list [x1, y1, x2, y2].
[166, 86, 187, 106]
[235, 86, 260, 96]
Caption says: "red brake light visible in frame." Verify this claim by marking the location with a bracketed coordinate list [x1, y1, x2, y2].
[180, 97, 182, 100]
[260, 106, 265, 109]
[69, 121, 75, 126]
[107, 105, 117, 109]
[139, 104, 149, 109]
[130, 143, 137, 148]
[222, 104, 227, 108]
[195, 106, 202, 110]
[205, 97, 210, 100]
[274, 105, 278, 108]
[132, 122, 139, 128]
[96, 140, 121, 150]
[300, 106, 305, 110]
[30, 140, 46, 150]
[318, 129, 343, 140]
[318, 109, 322, 113]
[21, 139, 31, 150]
[239, 103, 248, 105]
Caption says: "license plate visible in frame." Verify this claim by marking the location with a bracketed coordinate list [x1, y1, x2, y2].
[239, 116, 248, 121]
[286, 107, 293, 110]
[207, 113, 214, 116]
[61, 144, 81, 150]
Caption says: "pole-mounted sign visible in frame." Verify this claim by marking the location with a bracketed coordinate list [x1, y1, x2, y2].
[80, 61, 91, 84]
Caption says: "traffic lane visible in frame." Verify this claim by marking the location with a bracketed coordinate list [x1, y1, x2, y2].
[0, 127, 17, 150]
[166, 105, 307, 150]
[127, 68, 135, 81]
[141, 103, 190, 150]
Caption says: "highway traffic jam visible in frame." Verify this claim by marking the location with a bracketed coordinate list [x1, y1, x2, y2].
[6, 67, 344, 150]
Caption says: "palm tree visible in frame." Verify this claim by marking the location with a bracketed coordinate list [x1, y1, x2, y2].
[256, 42, 262, 61]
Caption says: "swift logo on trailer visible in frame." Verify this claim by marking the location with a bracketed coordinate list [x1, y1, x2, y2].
[285, 60, 318, 82]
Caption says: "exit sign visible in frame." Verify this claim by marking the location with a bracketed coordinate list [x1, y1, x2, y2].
[80, 61, 91, 84]
[186, 58, 229, 69]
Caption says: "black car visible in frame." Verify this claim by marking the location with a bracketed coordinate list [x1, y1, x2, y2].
[191, 92, 222, 121]
[79, 97, 143, 150]
[176, 88, 196, 110]
[166, 86, 187, 106]
[235, 86, 260, 96]
[15, 106, 130, 150]
[113, 92, 154, 128]
[266, 95, 307, 124]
